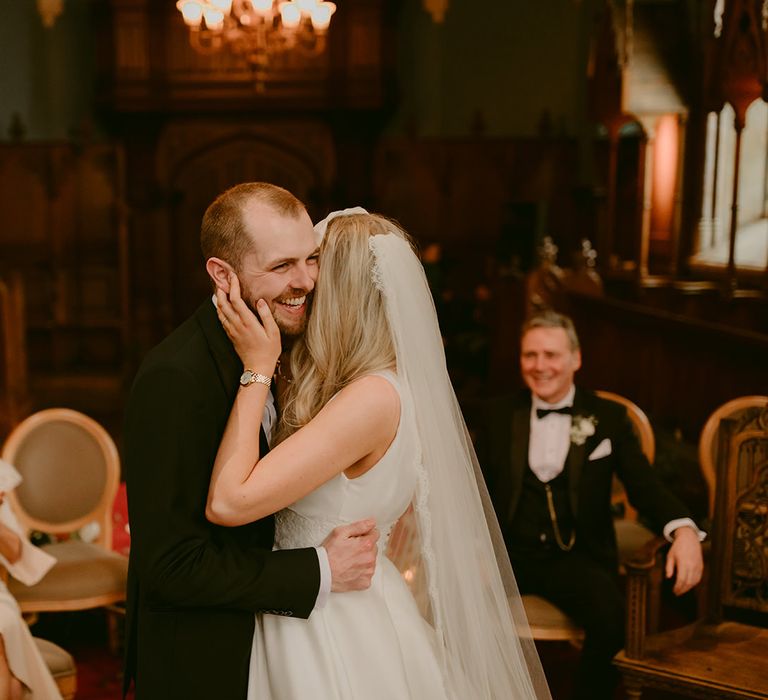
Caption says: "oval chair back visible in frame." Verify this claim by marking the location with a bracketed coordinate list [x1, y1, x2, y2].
[0, 408, 127, 635]
[697, 396, 766, 523]
[1, 408, 119, 548]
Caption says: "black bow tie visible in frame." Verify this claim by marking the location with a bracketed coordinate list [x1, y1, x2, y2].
[536, 406, 573, 419]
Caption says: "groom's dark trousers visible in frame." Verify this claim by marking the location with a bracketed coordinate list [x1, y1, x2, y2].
[123, 300, 320, 700]
[478, 388, 695, 700]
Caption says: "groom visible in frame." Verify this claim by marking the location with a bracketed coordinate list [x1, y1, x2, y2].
[124, 183, 379, 699]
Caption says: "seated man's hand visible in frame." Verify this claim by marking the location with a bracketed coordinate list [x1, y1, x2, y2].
[665, 526, 704, 596]
[323, 518, 379, 592]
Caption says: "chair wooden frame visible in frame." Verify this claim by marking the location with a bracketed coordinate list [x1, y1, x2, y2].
[596, 390, 655, 462]
[597, 390, 655, 522]
[1, 408, 126, 613]
[614, 398, 768, 699]
[697, 396, 765, 521]
[521, 390, 656, 643]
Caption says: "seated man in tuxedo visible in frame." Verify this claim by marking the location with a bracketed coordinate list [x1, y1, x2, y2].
[478, 310, 704, 700]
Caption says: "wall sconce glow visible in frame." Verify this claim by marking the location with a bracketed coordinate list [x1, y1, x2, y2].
[651, 114, 680, 241]
[423, 0, 448, 23]
[37, 0, 64, 28]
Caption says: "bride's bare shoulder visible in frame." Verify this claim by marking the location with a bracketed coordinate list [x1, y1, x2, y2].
[338, 374, 400, 413]
[317, 373, 400, 428]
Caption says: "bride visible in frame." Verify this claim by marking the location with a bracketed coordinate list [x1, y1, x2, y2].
[206, 209, 551, 699]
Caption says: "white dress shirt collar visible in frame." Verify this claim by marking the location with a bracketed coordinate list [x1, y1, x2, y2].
[531, 384, 576, 412]
[528, 384, 575, 483]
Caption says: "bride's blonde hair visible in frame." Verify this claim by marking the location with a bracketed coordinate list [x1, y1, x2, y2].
[276, 213, 412, 441]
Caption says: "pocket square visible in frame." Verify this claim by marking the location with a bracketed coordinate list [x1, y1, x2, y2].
[588, 438, 612, 461]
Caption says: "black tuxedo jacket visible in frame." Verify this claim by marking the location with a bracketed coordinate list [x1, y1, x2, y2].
[478, 387, 693, 571]
[123, 300, 320, 700]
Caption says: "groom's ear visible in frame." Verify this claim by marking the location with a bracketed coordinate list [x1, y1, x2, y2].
[205, 257, 233, 294]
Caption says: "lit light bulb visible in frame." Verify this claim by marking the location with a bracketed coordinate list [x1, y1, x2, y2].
[296, 0, 317, 14]
[176, 0, 204, 27]
[203, 7, 225, 29]
[309, 1, 335, 30]
[279, 1, 301, 28]
[209, 0, 233, 14]
[250, 0, 273, 14]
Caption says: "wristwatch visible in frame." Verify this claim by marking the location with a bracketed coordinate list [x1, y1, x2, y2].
[239, 369, 272, 388]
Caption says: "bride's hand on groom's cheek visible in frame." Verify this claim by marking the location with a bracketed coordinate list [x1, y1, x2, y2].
[216, 273, 281, 374]
[323, 518, 379, 593]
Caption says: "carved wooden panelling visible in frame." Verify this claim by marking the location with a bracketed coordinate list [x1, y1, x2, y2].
[0, 143, 129, 413]
[114, 8, 150, 78]
[715, 0, 767, 123]
[149, 121, 335, 324]
[724, 410, 768, 613]
[731, 459, 768, 610]
[349, 7, 380, 68]
[0, 274, 30, 439]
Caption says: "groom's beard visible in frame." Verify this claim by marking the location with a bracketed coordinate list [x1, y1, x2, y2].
[244, 292, 313, 338]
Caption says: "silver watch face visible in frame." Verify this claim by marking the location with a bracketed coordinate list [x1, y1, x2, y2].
[240, 370, 255, 386]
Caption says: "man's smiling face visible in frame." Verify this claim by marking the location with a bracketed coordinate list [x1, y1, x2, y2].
[238, 200, 319, 337]
[520, 326, 581, 404]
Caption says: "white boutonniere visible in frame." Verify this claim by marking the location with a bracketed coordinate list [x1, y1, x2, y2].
[570, 415, 597, 445]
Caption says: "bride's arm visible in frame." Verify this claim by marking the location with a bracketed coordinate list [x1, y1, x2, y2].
[207, 278, 399, 527]
[208, 376, 399, 526]
[206, 275, 281, 519]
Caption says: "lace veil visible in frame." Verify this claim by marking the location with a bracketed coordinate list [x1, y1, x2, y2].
[315, 210, 551, 699]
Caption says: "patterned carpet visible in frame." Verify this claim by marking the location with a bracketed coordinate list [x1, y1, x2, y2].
[72, 645, 124, 700]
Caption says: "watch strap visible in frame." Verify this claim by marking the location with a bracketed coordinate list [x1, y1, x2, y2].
[240, 370, 272, 388]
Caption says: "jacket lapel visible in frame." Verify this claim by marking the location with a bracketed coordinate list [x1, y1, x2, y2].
[565, 387, 601, 519]
[196, 299, 242, 403]
[196, 299, 273, 455]
[507, 395, 531, 520]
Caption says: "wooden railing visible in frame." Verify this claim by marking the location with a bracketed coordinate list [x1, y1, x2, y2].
[487, 278, 768, 440]
[564, 292, 767, 439]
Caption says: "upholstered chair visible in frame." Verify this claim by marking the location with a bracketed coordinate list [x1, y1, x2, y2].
[1, 409, 128, 647]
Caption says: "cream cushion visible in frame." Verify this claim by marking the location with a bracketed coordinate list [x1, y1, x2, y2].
[521, 594, 584, 641]
[9, 540, 127, 611]
[33, 637, 75, 677]
[615, 519, 655, 563]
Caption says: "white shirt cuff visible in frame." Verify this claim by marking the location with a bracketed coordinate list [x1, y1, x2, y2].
[314, 546, 332, 609]
[663, 518, 706, 543]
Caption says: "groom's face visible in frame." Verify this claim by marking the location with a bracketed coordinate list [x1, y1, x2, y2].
[239, 202, 319, 337]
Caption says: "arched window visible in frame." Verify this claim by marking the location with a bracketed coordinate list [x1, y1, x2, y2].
[694, 99, 768, 271]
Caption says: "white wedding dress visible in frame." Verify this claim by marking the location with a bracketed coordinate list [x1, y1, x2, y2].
[247, 371, 450, 700]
